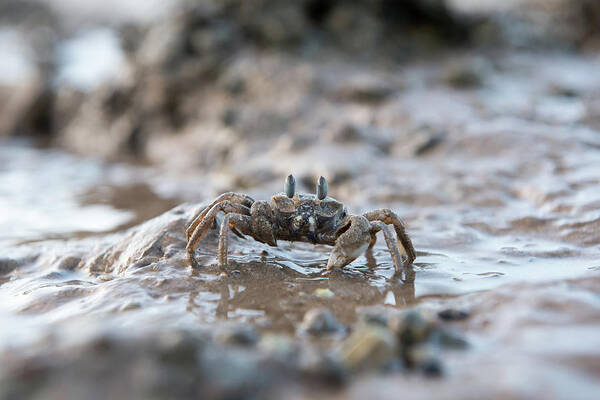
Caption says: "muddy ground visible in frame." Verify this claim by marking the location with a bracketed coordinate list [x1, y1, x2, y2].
[1, 1, 600, 399]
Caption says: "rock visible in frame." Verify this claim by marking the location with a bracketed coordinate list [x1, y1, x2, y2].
[332, 76, 395, 104]
[157, 331, 204, 366]
[57, 256, 82, 271]
[420, 355, 444, 378]
[435, 329, 470, 350]
[0, 258, 20, 276]
[404, 343, 443, 377]
[314, 288, 335, 298]
[389, 310, 433, 347]
[257, 334, 298, 359]
[215, 325, 259, 347]
[298, 348, 346, 386]
[442, 58, 489, 89]
[392, 125, 445, 157]
[118, 301, 142, 312]
[0, 329, 303, 400]
[358, 311, 388, 327]
[437, 308, 470, 321]
[337, 324, 398, 372]
[506, 0, 600, 48]
[327, 124, 395, 154]
[298, 308, 344, 336]
[388, 309, 469, 372]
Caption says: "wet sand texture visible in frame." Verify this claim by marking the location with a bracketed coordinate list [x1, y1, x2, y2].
[1, 0, 600, 399]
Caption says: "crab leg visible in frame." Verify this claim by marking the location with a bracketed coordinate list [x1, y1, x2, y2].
[215, 213, 253, 267]
[187, 201, 251, 268]
[186, 192, 254, 241]
[326, 216, 372, 270]
[369, 221, 404, 273]
[217, 214, 230, 267]
[368, 233, 377, 249]
[363, 209, 416, 267]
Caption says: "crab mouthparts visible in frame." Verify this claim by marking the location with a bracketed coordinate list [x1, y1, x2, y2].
[291, 214, 317, 242]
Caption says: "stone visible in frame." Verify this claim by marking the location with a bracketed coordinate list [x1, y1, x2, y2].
[338, 324, 398, 372]
[298, 308, 344, 336]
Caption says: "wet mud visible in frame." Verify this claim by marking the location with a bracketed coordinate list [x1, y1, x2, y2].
[1, 0, 600, 399]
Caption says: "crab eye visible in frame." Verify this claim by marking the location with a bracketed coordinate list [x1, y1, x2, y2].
[316, 176, 328, 200]
[285, 174, 295, 198]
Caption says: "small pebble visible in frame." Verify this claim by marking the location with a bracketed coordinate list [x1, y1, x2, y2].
[299, 308, 344, 336]
[298, 349, 346, 386]
[359, 312, 388, 327]
[338, 325, 398, 372]
[421, 357, 443, 378]
[390, 310, 432, 346]
[314, 288, 335, 298]
[438, 308, 470, 321]
[119, 301, 142, 312]
[258, 334, 297, 359]
[157, 331, 202, 365]
[215, 325, 259, 347]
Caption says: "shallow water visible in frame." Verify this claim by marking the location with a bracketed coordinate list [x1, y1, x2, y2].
[0, 140, 179, 246]
[1, 118, 598, 333]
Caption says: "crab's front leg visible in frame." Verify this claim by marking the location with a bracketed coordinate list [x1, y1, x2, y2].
[369, 221, 404, 274]
[325, 215, 408, 275]
[326, 215, 372, 270]
[215, 212, 250, 268]
[186, 201, 251, 268]
[363, 209, 416, 267]
[186, 192, 255, 242]
[211, 200, 277, 269]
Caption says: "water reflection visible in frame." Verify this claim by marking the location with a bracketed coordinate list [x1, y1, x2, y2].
[188, 256, 416, 331]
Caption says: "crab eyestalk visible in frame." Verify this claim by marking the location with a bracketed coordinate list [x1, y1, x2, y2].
[316, 176, 328, 200]
[285, 174, 296, 198]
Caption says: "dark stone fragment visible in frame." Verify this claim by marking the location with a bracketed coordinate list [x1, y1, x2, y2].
[438, 308, 470, 321]
[421, 358, 443, 378]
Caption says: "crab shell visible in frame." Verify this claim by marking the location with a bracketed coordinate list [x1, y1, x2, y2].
[269, 193, 347, 245]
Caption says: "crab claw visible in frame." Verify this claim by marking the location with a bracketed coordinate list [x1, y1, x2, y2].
[326, 216, 371, 270]
[250, 201, 277, 246]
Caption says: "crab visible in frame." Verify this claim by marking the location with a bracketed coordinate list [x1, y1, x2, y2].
[186, 175, 416, 274]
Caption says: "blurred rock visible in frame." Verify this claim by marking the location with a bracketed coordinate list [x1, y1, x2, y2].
[338, 324, 398, 372]
[392, 125, 446, 157]
[0, 258, 20, 275]
[258, 333, 298, 359]
[299, 307, 345, 336]
[505, 0, 600, 49]
[332, 76, 395, 104]
[442, 58, 489, 89]
[0, 329, 299, 400]
[388, 309, 469, 371]
[327, 124, 395, 154]
[359, 311, 389, 328]
[407, 344, 443, 377]
[298, 348, 346, 386]
[437, 308, 470, 321]
[314, 288, 335, 298]
[215, 324, 260, 347]
[0, 0, 488, 159]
